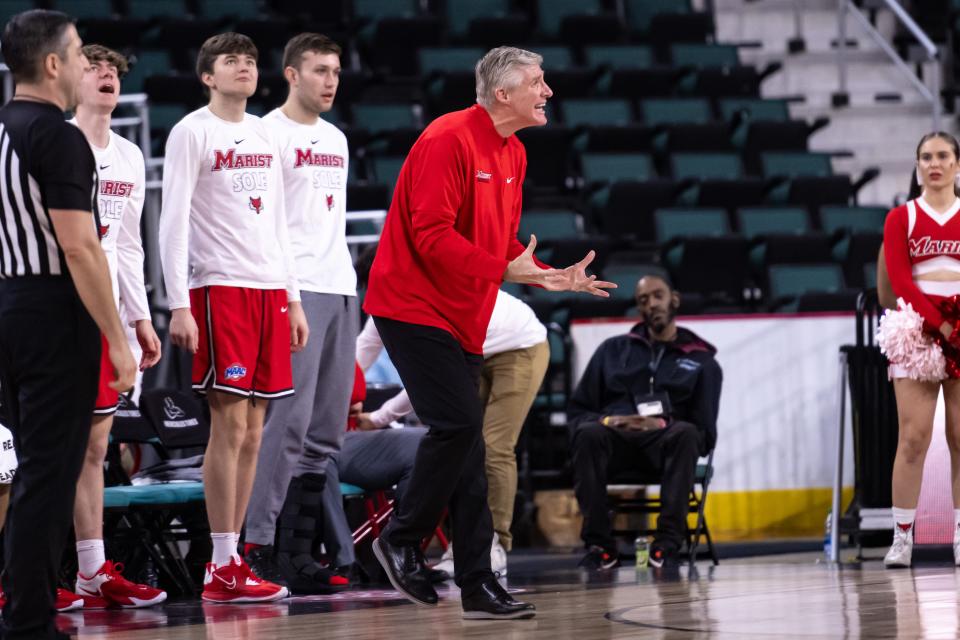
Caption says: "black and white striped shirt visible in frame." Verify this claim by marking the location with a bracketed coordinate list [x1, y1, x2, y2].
[0, 100, 97, 278]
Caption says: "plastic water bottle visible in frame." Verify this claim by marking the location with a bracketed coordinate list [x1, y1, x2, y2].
[635, 536, 649, 569]
[823, 512, 832, 560]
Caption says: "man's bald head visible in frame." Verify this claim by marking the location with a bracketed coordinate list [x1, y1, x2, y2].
[636, 274, 679, 336]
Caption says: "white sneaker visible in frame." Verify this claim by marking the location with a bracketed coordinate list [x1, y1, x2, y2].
[953, 526, 960, 566]
[884, 524, 914, 568]
[431, 534, 508, 577]
[491, 533, 508, 577]
[432, 543, 454, 577]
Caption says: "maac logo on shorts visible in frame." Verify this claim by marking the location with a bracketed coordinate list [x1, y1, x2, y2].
[249, 196, 263, 214]
[224, 363, 248, 381]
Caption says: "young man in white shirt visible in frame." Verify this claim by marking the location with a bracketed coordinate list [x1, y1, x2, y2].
[159, 32, 308, 603]
[70, 44, 165, 609]
[243, 33, 356, 594]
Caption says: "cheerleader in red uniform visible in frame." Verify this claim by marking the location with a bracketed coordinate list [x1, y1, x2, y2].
[881, 132, 960, 568]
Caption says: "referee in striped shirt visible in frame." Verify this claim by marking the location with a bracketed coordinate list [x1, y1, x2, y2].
[0, 10, 136, 638]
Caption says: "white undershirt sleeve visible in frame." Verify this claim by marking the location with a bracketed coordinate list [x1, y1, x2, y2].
[117, 150, 150, 325]
[159, 123, 201, 310]
[272, 135, 300, 302]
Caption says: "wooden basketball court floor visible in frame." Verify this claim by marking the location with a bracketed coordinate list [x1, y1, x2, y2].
[57, 549, 960, 639]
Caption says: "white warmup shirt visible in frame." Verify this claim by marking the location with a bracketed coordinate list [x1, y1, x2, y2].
[0, 422, 17, 484]
[263, 109, 356, 296]
[357, 290, 548, 427]
[159, 107, 299, 310]
[70, 121, 151, 326]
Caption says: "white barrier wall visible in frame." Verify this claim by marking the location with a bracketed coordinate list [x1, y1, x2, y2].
[569, 313, 857, 539]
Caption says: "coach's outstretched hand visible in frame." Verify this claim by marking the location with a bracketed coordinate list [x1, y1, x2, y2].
[170, 308, 200, 354]
[504, 235, 616, 298]
[288, 301, 309, 353]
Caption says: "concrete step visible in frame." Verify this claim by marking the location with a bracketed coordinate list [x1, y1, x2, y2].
[716, 6, 895, 55]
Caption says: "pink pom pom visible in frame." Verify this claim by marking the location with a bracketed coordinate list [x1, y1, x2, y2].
[876, 299, 947, 381]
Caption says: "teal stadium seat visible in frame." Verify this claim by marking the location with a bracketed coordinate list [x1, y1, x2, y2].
[718, 98, 791, 123]
[671, 152, 743, 180]
[640, 98, 712, 125]
[768, 264, 845, 299]
[126, 0, 186, 19]
[446, 0, 510, 37]
[655, 207, 728, 242]
[535, 46, 574, 70]
[563, 99, 633, 127]
[624, 0, 691, 36]
[819, 206, 887, 234]
[603, 263, 670, 300]
[419, 47, 485, 74]
[580, 152, 654, 184]
[584, 45, 655, 70]
[536, 0, 603, 37]
[202, 0, 262, 19]
[670, 43, 740, 68]
[352, 104, 419, 134]
[354, 0, 418, 19]
[518, 210, 584, 242]
[55, 0, 116, 18]
[736, 207, 811, 238]
[123, 50, 170, 94]
[761, 151, 834, 178]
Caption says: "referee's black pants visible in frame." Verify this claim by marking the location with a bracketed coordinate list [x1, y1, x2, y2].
[372, 316, 495, 596]
[0, 278, 98, 640]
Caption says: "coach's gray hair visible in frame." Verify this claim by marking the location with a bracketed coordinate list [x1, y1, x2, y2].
[475, 46, 543, 108]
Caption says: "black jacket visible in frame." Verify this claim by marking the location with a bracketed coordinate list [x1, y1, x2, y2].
[568, 322, 722, 454]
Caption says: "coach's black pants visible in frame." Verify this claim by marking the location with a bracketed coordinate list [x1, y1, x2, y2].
[373, 316, 494, 595]
[0, 278, 99, 639]
[571, 420, 704, 553]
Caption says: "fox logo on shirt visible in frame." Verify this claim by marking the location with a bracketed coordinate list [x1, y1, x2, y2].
[249, 196, 264, 214]
[98, 224, 110, 239]
[326, 194, 334, 211]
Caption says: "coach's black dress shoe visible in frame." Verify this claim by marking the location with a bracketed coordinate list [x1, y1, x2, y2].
[372, 537, 439, 606]
[461, 577, 536, 620]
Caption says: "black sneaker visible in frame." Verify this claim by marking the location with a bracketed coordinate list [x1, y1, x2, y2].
[648, 545, 679, 568]
[244, 545, 287, 586]
[578, 545, 619, 571]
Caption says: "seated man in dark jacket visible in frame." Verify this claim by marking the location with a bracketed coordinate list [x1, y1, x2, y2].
[570, 274, 722, 569]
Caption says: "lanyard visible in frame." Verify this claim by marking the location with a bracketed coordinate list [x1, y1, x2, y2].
[649, 343, 667, 389]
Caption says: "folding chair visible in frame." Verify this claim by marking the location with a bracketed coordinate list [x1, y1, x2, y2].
[608, 452, 718, 566]
[103, 389, 210, 594]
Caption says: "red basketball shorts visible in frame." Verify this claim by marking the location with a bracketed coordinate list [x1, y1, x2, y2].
[94, 333, 119, 415]
[190, 286, 294, 399]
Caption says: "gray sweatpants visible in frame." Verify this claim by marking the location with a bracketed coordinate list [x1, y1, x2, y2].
[245, 292, 358, 546]
[322, 426, 426, 567]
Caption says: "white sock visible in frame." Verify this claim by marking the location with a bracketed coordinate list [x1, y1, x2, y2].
[892, 507, 916, 532]
[76, 539, 106, 578]
[954, 510, 960, 535]
[231, 532, 241, 563]
[211, 532, 237, 568]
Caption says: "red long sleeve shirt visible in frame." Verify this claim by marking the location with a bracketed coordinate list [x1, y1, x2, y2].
[363, 105, 535, 354]
[883, 197, 960, 330]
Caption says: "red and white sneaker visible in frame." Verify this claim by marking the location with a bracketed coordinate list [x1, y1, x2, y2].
[76, 561, 167, 609]
[56, 588, 84, 612]
[202, 558, 288, 604]
[0, 587, 84, 612]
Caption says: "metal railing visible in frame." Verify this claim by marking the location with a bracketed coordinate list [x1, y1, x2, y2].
[836, 0, 941, 129]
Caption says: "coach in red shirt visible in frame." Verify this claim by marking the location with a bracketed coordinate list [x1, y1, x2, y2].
[365, 46, 613, 620]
